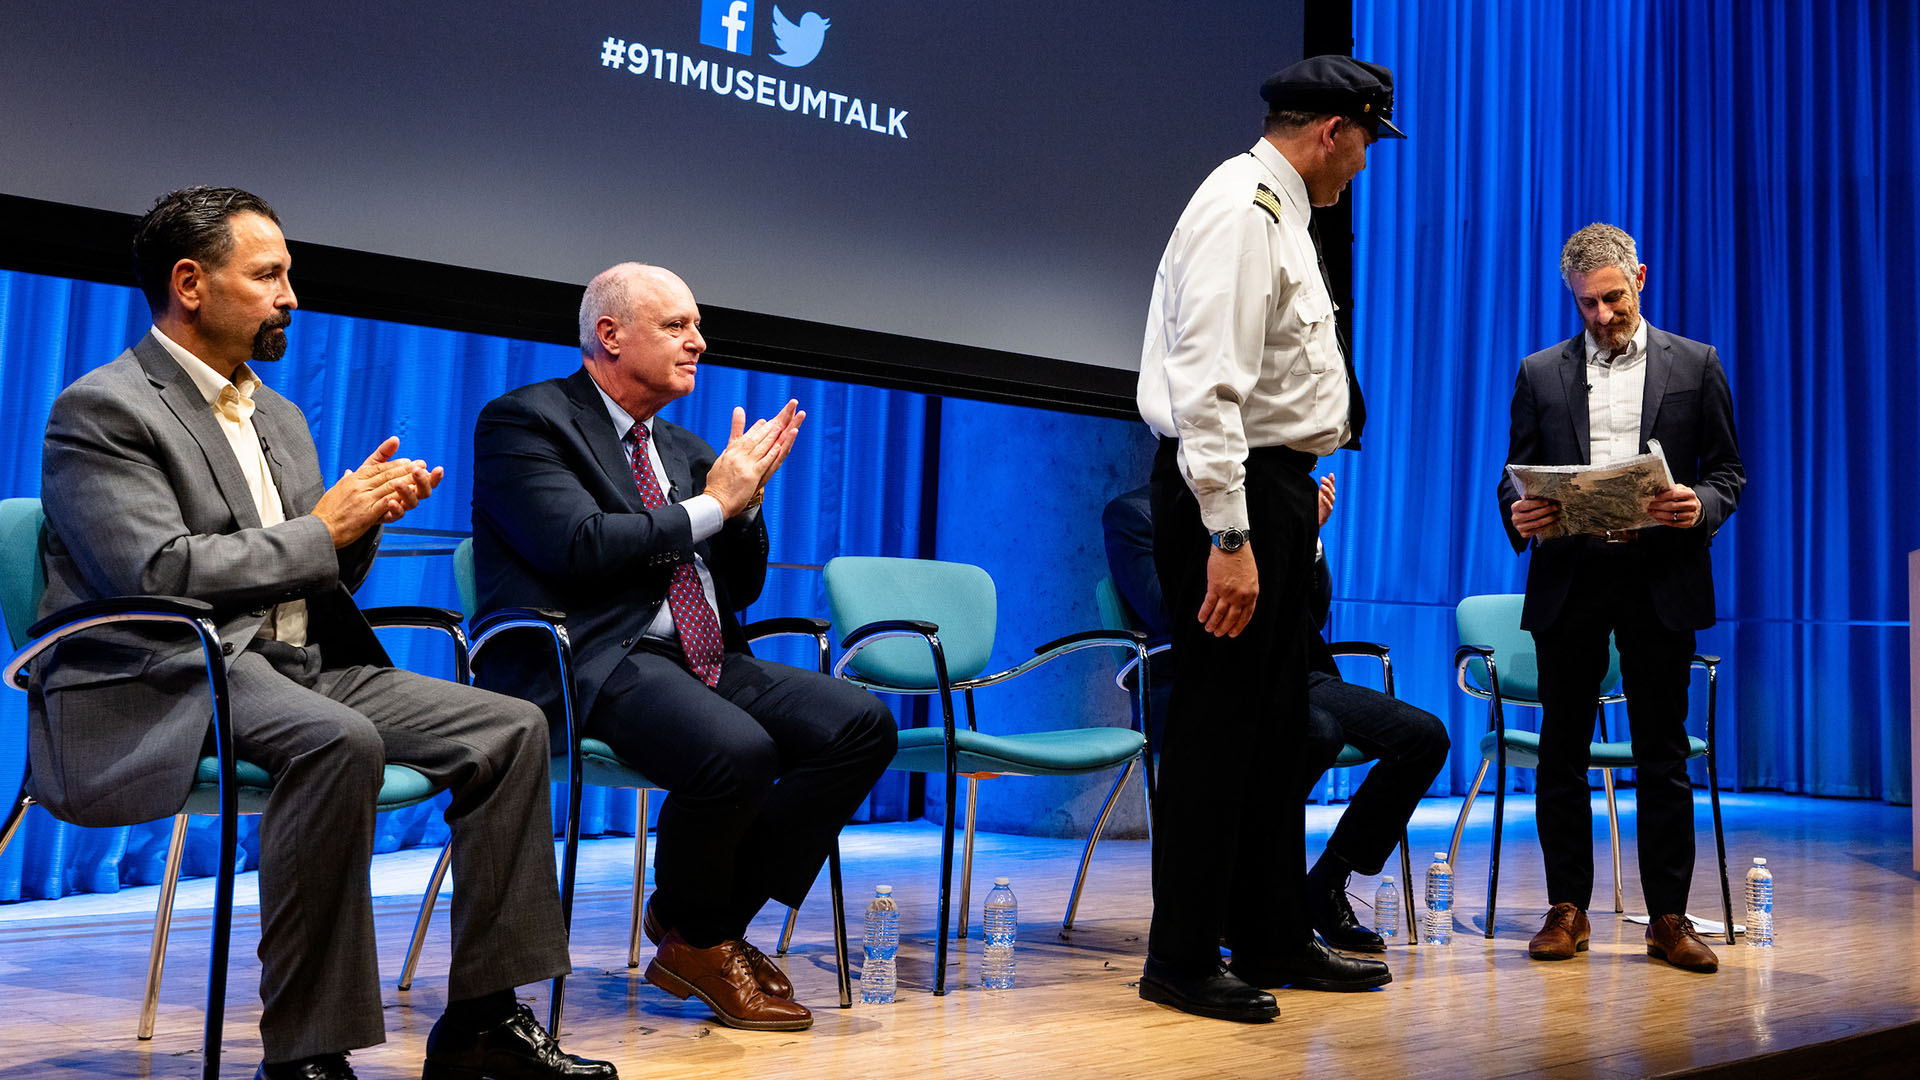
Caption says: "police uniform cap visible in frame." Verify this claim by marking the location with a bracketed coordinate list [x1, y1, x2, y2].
[1260, 55, 1406, 139]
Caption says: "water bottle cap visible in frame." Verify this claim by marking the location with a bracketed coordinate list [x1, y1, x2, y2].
[994, 876, 1010, 886]
[1432, 852, 1448, 862]
[1380, 876, 1394, 884]
[875, 885, 893, 894]
[1752, 858, 1766, 866]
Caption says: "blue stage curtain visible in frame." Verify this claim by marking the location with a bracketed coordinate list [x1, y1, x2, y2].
[0, 270, 927, 901]
[1343, 0, 1918, 801]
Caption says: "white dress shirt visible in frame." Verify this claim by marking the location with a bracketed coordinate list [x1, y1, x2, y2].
[151, 327, 308, 646]
[1585, 318, 1651, 466]
[593, 385, 730, 642]
[1137, 139, 1350, 532]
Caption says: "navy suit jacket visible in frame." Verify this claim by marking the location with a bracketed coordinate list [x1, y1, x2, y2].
[470, 368, 769, 744]
[1497, 327, 1745, 632]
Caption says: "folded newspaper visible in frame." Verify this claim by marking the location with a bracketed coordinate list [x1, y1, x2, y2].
[1505, 440, 1676, 540]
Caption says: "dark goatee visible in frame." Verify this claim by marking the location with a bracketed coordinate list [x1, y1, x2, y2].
[252, 311, 292, 363]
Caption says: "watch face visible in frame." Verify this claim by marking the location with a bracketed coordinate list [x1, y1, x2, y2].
[1215, 529, 1246, 552]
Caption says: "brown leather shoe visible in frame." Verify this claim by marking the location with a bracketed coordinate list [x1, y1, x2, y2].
[645, 930, 814, 1031]
[1646, 914, 1719, 973]
[1528, 903, 1591, 960]
[642, 895, 794, 999]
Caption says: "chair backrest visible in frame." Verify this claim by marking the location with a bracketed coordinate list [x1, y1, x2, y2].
[452, 538, 477, 618]
[1093, 576, 1141, 635]
[822, 556, 996, 688]
[1456, 592, 1621, 704]
[0, 498, 47, 651]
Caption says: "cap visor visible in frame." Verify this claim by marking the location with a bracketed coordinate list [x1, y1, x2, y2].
[1377, 117, 1407, 139]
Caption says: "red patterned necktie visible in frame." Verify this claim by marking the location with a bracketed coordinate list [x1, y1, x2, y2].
[626, 425, 725, 687]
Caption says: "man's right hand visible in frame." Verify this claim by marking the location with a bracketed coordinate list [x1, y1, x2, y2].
[1198, 544, 1258, 638]
[1510, 497, 1562, 539]
[312, 436, 434, 549]
[706, 400, 804, 517]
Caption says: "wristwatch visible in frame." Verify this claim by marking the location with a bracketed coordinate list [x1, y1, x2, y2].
[1209, 527, 1251, 553]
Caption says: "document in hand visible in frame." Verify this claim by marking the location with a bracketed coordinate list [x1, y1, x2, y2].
[1505, 440, 1677, 540]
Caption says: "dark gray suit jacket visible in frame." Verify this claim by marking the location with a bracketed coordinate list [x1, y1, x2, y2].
[32, 332, 388, 827]
[470, 368, 769, 745]
[1497, 326, 1745, 632]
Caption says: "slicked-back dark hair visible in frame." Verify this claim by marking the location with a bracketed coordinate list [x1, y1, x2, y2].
[130, 186, 281, 315]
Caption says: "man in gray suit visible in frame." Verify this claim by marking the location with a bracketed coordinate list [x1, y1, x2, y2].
[1501, 223, 1744, 974]
[34, 187, 615, 1080]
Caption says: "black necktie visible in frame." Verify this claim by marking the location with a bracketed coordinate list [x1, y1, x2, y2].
[1308, 219, 1367, 451]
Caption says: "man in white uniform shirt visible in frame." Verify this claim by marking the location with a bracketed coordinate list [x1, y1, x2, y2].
[1134, 55, 1403, 1022]
[34, 187, 615, 1079]
[1502, 223, 1745, 973]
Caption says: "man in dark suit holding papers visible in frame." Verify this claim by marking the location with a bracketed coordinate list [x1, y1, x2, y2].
[1501, 223, 1744, 973]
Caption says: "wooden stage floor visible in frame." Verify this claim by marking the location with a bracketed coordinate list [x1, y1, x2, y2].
[1, 791, 1916, 1079]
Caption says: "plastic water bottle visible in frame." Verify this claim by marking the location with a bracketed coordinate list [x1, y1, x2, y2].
[861, 885, 899, 1003]
[1745, 858, 1774, 947]
[1374, 876, 1400, 943]
[981, 877, 1018, 990]
[1424, 852, 1453, 945]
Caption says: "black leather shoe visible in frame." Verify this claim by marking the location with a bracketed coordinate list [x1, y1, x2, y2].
[255, 1056, 356, 1080]
[1307, 872, 1387, 953]
[1232, 938, 1393, 991]
[1137, 955, 1279, 1022]
[423, 1003, 618, 1079]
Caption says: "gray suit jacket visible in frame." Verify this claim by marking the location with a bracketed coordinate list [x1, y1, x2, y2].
[1496, 326, 1745, 632]
[31, 331, 388, 827]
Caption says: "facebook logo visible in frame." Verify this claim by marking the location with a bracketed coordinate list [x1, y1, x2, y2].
[699, 0, 755, 56]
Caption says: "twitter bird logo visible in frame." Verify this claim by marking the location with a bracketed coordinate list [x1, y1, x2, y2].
[768, 6, 830, 68]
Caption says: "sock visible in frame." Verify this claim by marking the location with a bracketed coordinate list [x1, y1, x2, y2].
[1308, 848, 1354, 889]
[442, 988, 518, 1029]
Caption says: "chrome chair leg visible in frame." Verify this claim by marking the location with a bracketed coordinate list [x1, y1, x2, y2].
[0, 791, 32, 856]
[778, 906, 800, 957]
[399, 838, 455, 991]
[934, 764, 957, 995]
[955, 776, 979, 941]
[1062, 757, 1135, 933]
[1485, 761, 1507, 940]
[628, 793, 650, 969]
[1601, 767, 1624, 913]
[1399, 832, 1418, 944]
[1446, 758, 1491, 870]
[138, 814, 191, 1040]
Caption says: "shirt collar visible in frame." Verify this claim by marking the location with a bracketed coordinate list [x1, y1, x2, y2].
[1250, 139, 1312, 226]
[1585, 318, 1651, 366]
[591, 377, 653, 444]
[151, 326, 263, 418]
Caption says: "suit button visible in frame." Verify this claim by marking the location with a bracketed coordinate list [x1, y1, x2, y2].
[221, 642, 235, 655]
[621, 638, 634, 648]
[249, 609, 267, 617]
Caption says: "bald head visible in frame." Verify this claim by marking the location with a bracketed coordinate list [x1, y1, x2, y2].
[579, 262, 706, 418]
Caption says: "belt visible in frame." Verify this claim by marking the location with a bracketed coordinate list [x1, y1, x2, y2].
[1600, 529, 1641, 544]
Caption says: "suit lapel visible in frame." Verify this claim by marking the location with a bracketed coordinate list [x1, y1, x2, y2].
[249, 398, 300, 517]
[1639, 326, 1675, 452]
[133, 334, 264, 530]
[564, 368, 643, 510]
[655, 422, 696, 504]
[1556, 335, 1591, 465]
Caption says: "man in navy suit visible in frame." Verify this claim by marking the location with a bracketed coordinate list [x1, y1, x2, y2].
[1500, 224, 1744, 973]
[471, 263, 895, 1031]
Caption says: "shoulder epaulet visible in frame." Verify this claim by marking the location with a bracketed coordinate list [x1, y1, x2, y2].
[1252, 183, 1284, 224]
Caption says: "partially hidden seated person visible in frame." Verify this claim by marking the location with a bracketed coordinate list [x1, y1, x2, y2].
[470, 262, 896, 1032]
[1103, 475, 1449, 951]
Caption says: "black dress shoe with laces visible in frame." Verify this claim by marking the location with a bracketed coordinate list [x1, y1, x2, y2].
[1231, 937, 1393, 991]
[256, 1055, 356, 1080]
[1307, 872, 1387, 953]
[423, 1003, 618, 1079]
[1137, 955, 1279, 1022]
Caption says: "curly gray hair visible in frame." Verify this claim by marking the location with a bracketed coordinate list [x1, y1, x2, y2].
[1559, 223, 1639, 287]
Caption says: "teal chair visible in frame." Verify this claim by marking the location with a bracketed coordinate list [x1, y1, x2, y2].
[397, 540, 852, 1029]
[1094, 575, 1419, 944]
[0, 498, 453, 1080]
[823, 556, 1152, 995]
[1446, 593, 1733, 943]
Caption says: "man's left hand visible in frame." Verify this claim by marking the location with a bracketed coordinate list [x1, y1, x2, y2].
[1648, 484, 1701, 529]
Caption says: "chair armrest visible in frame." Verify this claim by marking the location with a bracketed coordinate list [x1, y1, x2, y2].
[24, 594, 213, 640]
[362, 605, 466, 633]
[838, 619, 939, 652]
[1691, 653, 1721, 668]
[1114, 639, 1172, 690]
[1328, 640, 1389, 659]
[1453, 642, 1494, 667]
[1032, 627, 1147, 655]
[743, 616, 832, 640]
[471, 607, 568, 640]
